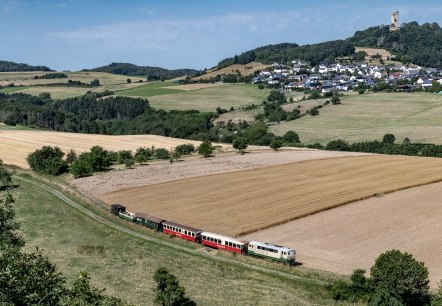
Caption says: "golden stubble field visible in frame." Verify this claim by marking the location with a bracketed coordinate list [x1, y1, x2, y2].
[0, 130, 205, 168]
[242, 181, 442, 286]
[101, 155, 442, 237]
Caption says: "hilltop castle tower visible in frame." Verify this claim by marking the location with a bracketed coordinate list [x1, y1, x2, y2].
[390, 11, 399, 31]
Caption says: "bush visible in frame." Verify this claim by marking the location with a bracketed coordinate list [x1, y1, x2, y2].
[70, 158, 93, 178]
[232, 137, 248, 155]
[134, 147, 151, 164]
[26, 146, 68, 175]
[269, 139, 283, 151]
[282, 131, 300, 144]
[331, 95, 341, 105]
[326, 139, 350, 151]
[154, 148, 170, 160]
[175, 144, 195, 155]
[116, 150, 133, 164]
[308, 106, 319, 116]
[358, 88, 366, 94]
[198, 140, 214, 157]
[330, 280, 352, 301]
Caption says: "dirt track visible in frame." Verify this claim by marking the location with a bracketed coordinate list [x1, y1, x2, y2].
[241, 182, 442, 287]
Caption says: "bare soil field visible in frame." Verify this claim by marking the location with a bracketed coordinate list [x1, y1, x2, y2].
[97, 155, 442, 237]
[0, 130, 204, 168]
[71, 149, 366, 197]
[241, 182, 442, 286]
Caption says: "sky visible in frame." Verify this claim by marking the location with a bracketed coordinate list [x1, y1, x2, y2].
[1, 0, 442, 71]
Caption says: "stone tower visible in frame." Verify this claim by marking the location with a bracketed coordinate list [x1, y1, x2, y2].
[390, 11, 399, 31]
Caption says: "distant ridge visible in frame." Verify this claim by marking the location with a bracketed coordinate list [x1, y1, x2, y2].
[0, 60, 53, 72]
[84, 62, 198, 80]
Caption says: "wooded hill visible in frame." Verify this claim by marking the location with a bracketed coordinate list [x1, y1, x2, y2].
[218, 21, 442, 68]
[0, 60, 53, 72]
[348, 21, 442, 68]
[83, 62, 198, 80]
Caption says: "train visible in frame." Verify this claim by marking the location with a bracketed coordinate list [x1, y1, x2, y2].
[110, 204, 296, 265]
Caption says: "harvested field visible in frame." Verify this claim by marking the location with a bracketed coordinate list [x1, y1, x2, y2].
[0, 130, 205, 168]
[193, 62, 270, 81]
[241, 182, 442, 286]
[72, 149, 366, 197]
[100, 155, 442, 237]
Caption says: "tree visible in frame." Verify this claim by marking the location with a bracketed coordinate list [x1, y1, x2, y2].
[154, 148, 170, 160]
[198, 140, 214, 158]
[70, 158, 93, 178]
[432, 281, 442, 306]
[326, 139, 350, 151]
[370, 250, 430, 305]
[282, 131, 300, 144]
[153, 267, 194, 306]
[134, 147, 151, 164]
[232, 137, 248, 155]
[331, 95, 341, 105]
[382, 133, 396, 144]
[26, 146, 69, 176]
[127, 78, 131, 83]
[90, 79, 100, 86]
[65, 149, 77, 165]
[174, 144, 195, 156]
[124, 158, 134, 169]
[0, 193, 24, 249]
[0, 247, 66, 305]
[0, 159, 12, 188]
[82, 146, 112, 172]
[369, 289, 404, 306]
[269, 139, 283, 152]
[117, 150, 133, 164]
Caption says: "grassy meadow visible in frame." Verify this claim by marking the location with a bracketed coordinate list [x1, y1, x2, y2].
[270, 92, 442, 145]
[146, 84, 270, 112]
[115, 81, 183, 97]
[5, 173, 345, 305]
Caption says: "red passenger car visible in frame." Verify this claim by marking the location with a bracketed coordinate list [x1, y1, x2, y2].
[201, 232, 248, 254]
[162, 221, 202, 242]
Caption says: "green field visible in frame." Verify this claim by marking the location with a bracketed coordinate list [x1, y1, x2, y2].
[146, 84, 270, 112]
[0, 86, 30, 93]
[0, 71, 147, 99]
[6, 172, 345, 305]
[115, 81, 183, 97]
[270, 92, 442, 145]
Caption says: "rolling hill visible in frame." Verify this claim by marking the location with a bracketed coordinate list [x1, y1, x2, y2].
[216, 21, 442, 69]
[84, 62, 198, 80]
[0, 60, 53, 72]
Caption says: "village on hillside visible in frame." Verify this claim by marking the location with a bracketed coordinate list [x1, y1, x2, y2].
[252, 60, 442, 94]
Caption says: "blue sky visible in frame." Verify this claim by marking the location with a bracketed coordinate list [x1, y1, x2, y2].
[1, 0, 442, 71]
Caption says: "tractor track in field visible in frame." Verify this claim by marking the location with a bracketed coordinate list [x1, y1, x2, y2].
[15, 176, 328, 287]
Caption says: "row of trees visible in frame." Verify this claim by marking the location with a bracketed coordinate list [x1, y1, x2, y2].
[26, 144, 199, 178]
[323, 134, 442, 158]
[0, 92, 214, 139]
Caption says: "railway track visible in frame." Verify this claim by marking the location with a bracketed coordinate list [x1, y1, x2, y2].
[15, 175, 328, 287]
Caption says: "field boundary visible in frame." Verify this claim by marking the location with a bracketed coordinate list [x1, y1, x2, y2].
[13, 174, 328, 286]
